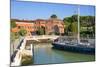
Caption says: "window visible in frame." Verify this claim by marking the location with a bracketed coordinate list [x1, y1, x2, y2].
[18, 26, 20, 29]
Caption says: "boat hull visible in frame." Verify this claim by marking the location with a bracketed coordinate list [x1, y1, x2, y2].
[52, 43, 95, 55]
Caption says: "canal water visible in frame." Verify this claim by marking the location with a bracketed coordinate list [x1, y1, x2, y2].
[32, 43, 95, 65]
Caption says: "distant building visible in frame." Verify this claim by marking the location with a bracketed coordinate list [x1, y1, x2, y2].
[11, 20, 35, 36]
[11, 18, 64, 36]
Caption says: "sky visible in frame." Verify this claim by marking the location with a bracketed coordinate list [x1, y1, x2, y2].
[11, 0, 95, 20]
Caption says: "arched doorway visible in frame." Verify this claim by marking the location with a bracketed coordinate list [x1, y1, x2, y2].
[53, 25, 60, 35]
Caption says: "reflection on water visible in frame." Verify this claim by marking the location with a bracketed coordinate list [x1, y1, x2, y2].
[33, 43, 95, 64]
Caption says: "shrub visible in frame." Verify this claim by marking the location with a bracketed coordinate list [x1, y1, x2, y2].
[21, 55, 33, 66]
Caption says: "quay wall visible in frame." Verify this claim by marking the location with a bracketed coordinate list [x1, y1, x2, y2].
[11, 38, 33, 66]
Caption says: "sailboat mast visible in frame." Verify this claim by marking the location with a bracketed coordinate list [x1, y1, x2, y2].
[77, 5, 80, 44]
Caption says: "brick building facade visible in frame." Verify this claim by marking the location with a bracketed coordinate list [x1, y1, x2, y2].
[11, 18, 64, 36]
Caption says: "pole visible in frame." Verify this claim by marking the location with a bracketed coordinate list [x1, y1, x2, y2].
[77, 5, 80, 44]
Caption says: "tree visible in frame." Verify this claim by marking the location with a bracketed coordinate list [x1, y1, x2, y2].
[11, 20, 16, 28]
[71, 15, 78, 22]
[71, 22, 78, 34]
[18, 28, 27, 36]
[63, 16, 76, 35]
[10, 32, 16, 42]
[63, 17, 73, 23]
[36, 27, 45, 35]
[80, 16, 95, 26]
[67, 23, 73, 32]
[92, 25, 95, 37]
[63, 14, 78, 23]
[50, 14, 57, 18]
[63, 15, 95, 37]
[64, 22, 70, 35]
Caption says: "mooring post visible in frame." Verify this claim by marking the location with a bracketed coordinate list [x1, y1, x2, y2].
[30, 44, 33, 56]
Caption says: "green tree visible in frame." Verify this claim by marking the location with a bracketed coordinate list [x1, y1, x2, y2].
[18, 28, 27, 36]
[36, 27, 45, 35]
[63, 14, 78, 23]
[11, 20, 16, 28]
[71, 15, 78, 22]
[80, 16, 95, 26]
[10, 32, 16, 42]
[92, 25, 95, 37]
[71, 22, 78, 34]
[63, 17, 73, 23]
[67, 23, 73, 32]
[63, 16, 75, 35]
[64, 22, 70, 35]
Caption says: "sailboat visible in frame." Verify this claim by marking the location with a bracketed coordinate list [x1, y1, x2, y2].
[52, 5, 95, 54]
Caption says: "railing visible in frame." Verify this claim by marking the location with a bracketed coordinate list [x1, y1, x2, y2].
[11, 37, 33, 66]
[11, 37, 25, 66]
[11, 50, 22, 66]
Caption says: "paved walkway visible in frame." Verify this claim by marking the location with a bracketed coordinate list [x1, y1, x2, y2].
[25, 35, 60, 41]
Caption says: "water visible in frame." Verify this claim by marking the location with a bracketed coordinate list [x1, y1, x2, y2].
[33, 43, 95, 65]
